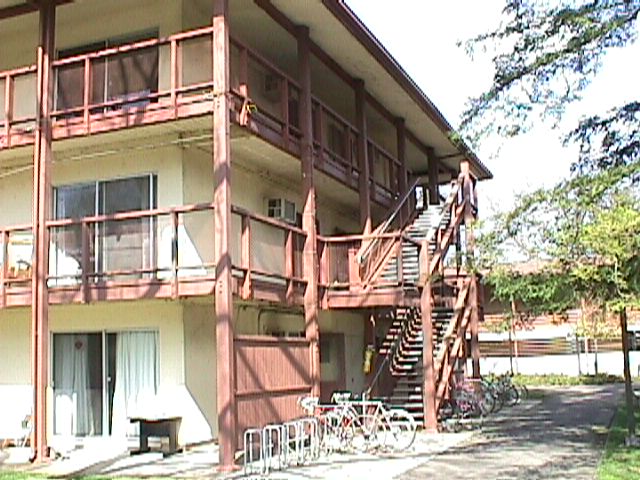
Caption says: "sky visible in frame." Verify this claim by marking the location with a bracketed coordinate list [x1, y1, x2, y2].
[346, 0, 640, 215]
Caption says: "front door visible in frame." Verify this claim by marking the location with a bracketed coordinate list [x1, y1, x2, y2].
[320, 333, 346, 402]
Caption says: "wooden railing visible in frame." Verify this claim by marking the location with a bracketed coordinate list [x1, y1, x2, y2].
[355, 177, 421, 287]
[433, 278, 473, 412]
[230, 37, 303, 150]
[0, 26, 402, 209]
[367, 139, 398, 204]
[312, 98, 359, 188]
[0, 203, 306, 307]
[0, 66, 38, 149]
[231, 205, 306, 303]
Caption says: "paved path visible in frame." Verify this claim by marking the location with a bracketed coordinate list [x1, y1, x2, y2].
[2, 384, 622, 479]
[400, 384, 622, 480]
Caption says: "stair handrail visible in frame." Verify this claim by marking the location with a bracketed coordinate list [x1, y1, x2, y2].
[363, 308, 415, 397]
[356, 177, 421, 265]
[361, 176, 465, 289]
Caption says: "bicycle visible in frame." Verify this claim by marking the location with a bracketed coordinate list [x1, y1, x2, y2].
[299, 395, 387, 454]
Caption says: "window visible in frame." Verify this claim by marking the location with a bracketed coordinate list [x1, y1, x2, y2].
[56, 30, 159, 113]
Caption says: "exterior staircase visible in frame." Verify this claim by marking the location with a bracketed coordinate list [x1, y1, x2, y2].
[364, 180, 476, 425]
[378, 206, 451, 286]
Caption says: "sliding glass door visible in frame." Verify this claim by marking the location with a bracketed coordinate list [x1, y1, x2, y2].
[52, 175, 157, 282]
[97, 176, 156, 278]
[52, 330, 159, 438]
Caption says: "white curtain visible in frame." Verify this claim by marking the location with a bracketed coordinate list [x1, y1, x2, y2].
[111, 331, 159, 437]
[53, 334, 94, 436]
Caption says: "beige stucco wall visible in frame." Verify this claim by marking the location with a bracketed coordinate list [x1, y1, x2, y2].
[182, 301, 217, 438]
[0, 301, 214, 445]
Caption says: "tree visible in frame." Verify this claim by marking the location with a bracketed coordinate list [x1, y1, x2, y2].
[463, 0, 640, 440]
[460, 0, 639, 177]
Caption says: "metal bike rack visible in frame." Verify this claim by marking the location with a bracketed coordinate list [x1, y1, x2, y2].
[243, 428, 264, 476]
[262, 424, 287, 474]
[243, 416, 322, 477]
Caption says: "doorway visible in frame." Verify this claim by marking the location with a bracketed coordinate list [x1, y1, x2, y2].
[52, 330, 159, 438]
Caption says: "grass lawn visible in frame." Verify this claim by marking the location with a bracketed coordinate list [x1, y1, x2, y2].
[0, 472, 164, 480]
[513, 373, 626, 386]
[597, 405, 640, 480]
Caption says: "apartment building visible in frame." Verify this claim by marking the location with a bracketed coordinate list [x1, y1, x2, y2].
[0, 0, 491, 469]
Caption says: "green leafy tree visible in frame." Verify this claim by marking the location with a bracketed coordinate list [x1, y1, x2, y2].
[464, 0, 640, 438]
[461, 0, 639, 174]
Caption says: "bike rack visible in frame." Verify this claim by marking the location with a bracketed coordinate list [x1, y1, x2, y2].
[243, 428, 264, 476]
[243, 416, 321, 477]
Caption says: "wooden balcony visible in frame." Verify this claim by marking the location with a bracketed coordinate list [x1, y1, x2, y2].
[0, 27, 398, 207]
[0, 204, 306, 309]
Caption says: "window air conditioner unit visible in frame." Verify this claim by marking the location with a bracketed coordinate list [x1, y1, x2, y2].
[267, 198, 297, 224]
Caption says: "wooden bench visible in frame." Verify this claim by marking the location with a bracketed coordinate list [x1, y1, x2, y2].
[129, 416, 182, 457]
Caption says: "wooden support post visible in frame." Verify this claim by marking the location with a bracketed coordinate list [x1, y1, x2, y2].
[620, 309, 637, 438]
[0, 230, 7, 308]
[31, 0, 55, 463]
[170, 39, 178, 116]
[285, 230, 294, 304]
[4, 74, 14, 146]
[81, 221, 90, 303]
[318, 239, 328, 309]
[298, 25, 321, 398]
[281, 78, 289, 148]
[171, 212, 179, 300]
[238, 47, 248, 97]
[348, 247, 361, 292]
[461, 160, 480, 378]
[241, 216, 251, 300]
[427, 149, 439, 205]
[355, 79, 371, 234]
[213, 0, 237, 471]
[396, 118, 408, 225]
[82, 57, 91, 131]
[420, 240, 437, 431]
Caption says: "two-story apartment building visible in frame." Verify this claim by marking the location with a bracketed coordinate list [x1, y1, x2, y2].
[0, 0, 491, 470]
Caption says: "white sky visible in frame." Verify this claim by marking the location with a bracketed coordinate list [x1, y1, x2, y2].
[346, 0, 640, 215]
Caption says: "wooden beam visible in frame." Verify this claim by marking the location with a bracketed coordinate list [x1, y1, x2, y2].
[420, 241, 437, 431]
[355, 79, 371, 234]
[31, 0, 55, 463]
[254, 0, 356, 88]
[213, 0, 237, 472]
[461, 160, 480, 378]
[298, 25, 320, 398]
[395, 118, 409, 223]
[427, 148, 439, 205]
[0, 0, 71, 20]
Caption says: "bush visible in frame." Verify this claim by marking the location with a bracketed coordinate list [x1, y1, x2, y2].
[513, 373, 624, 386]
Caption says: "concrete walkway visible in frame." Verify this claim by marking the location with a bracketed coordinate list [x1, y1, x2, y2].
[0, 384, 622, 479]
[400, 384, 622, 480]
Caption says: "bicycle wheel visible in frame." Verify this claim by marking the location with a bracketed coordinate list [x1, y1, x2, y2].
[350, 414, 386, 453]
[386, 409, 417, 451]
[503, 384, 520, 406]
[320, 411, 351, 454]
[478, 389, 495, 415]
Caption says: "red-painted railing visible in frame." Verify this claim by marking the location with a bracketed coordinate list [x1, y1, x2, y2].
[0, 203, 305, 307]
[0, 26, 400, 208]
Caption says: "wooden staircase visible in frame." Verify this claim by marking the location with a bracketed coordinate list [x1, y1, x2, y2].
[363, 172, 479, 426]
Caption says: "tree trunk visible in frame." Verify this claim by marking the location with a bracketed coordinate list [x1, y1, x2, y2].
[620, 308, 636, 438]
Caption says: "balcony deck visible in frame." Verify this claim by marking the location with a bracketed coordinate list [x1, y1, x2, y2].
[0, 26, 397, 208]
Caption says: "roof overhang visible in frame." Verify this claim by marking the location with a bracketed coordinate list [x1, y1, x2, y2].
[270, 0, 492, 180]
[0, 0, 72, 21]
